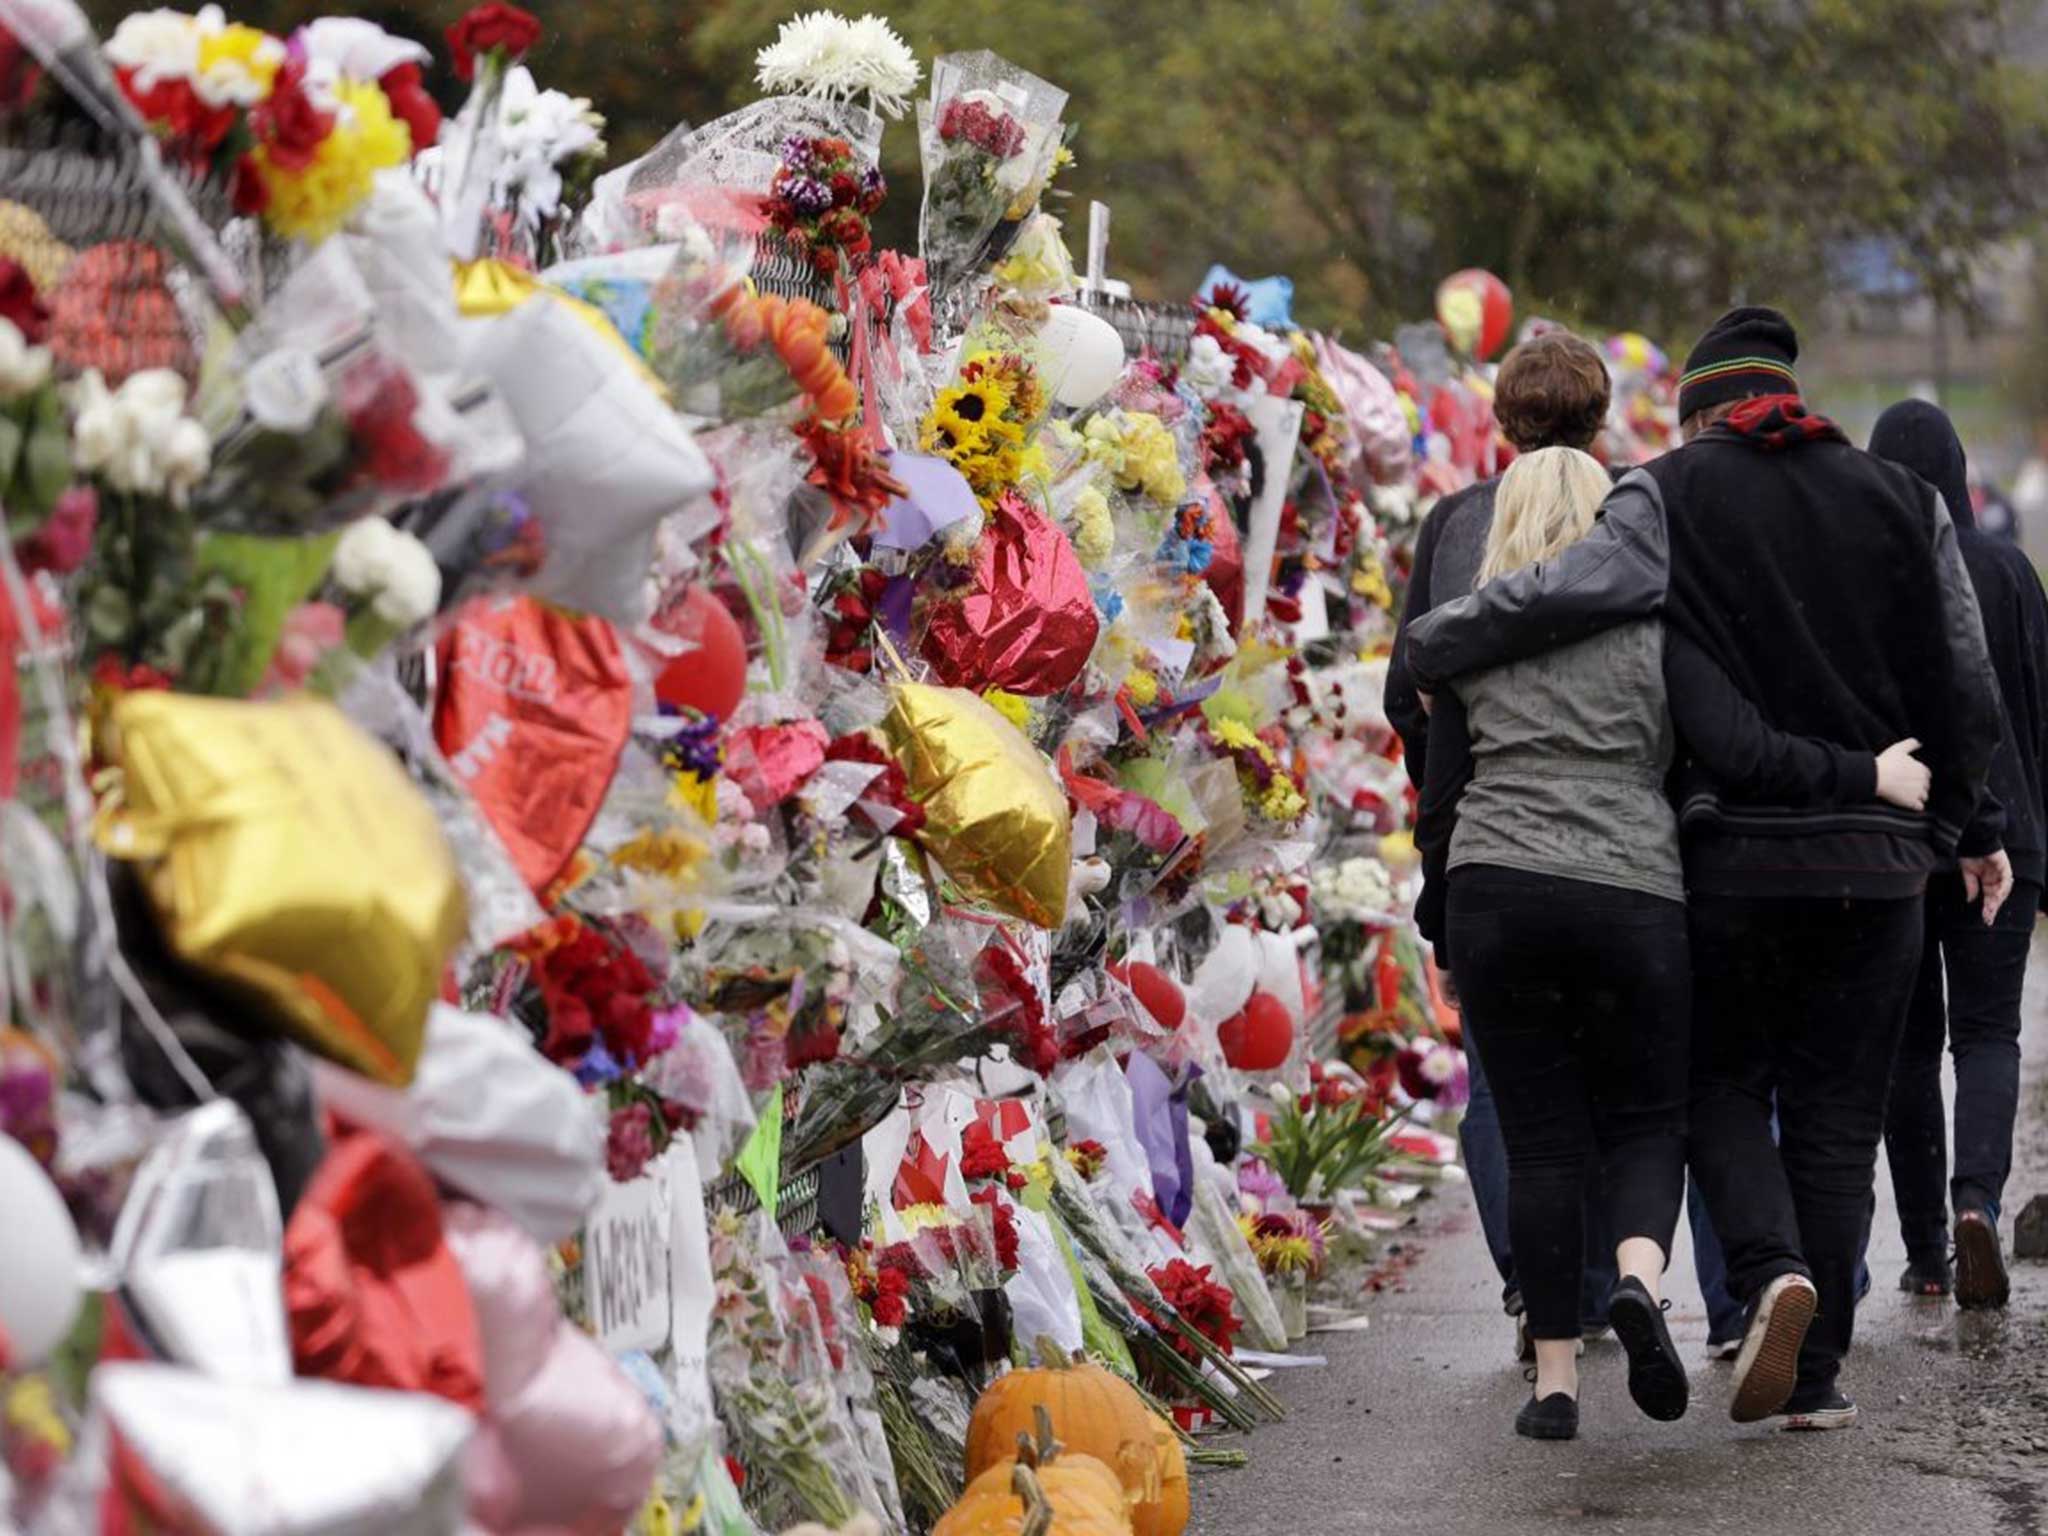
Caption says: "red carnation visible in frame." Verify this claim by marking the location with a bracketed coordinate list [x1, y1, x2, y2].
[229, 155, 270, 217]
[971, 1186, 1021, 1272]
[0, 257, 46, 343]
[250, 59, 334, 172]
[829, 172, 860, 207]
[378, 62, 442, 150]
[959, 1122, 1012, 1184]
[446, 2, 542, 82]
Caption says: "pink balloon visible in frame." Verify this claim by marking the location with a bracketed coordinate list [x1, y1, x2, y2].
[444, 1204, 558, 1408]
[494, 1326, 662, 1534]
[446, 1205, 661, 1535]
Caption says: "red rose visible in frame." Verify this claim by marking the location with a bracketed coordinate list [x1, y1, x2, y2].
[229, 155, 271, 217]
[446, 2, 543, 82]
[116, 69, 235, 155]
[250, 59, 334, 172]
[378, 63, 442, 151]
[18, 487, 95, 577]
[0, 257, 47, 344]
[829, 172, 860, 207]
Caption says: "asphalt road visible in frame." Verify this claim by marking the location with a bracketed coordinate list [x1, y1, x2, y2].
[1192, 934, 2048, 1536]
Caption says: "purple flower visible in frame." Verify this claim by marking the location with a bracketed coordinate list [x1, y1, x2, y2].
[660, 713, 724, 777]
[781, 134, 817, 172]
[574, 1038, 626, 1088]
[859, 165, 885, 198]
[648, 1004, 688, 1057]
[782, 175, 834, 217]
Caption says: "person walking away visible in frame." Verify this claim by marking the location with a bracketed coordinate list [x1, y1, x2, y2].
[1428, 444, 1930, 1442]
[1386, 330, 1621, 1356]
[1404, 307, 2008, 1432]
[1871, 400, 2048, 1309]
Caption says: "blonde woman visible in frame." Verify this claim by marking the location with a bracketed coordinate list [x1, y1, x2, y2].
[1429, 447, 1931, 1440]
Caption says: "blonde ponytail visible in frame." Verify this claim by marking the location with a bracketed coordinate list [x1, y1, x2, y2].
[1477, 446, 1612, 584]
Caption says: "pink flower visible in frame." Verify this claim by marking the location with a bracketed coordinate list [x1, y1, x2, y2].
[261, 601, 344, 694]
[18, 485, 95, 575]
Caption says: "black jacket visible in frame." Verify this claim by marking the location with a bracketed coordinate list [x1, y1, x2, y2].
[1391, 475, 1878, 956]
[1405, 435, 2005, 901]
[1870, 400, 2048, 898]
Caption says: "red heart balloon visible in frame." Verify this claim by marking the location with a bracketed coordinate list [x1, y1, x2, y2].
[1219, 990, 1294, 1071]
[651, 583, 747, 722]
[1109, 960, 1187, 1034]
[435, 596, 632, 895]
[921, 491, 1099, 696]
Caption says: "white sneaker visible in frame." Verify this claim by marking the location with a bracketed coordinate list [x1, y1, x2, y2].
[1705, 1335, 1742, 1363]
[1730, 1274, 1817, 1424]
[1779, 1391, 1859, 1432]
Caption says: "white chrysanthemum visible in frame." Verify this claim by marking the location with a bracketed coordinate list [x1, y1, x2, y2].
[842, 13, 921, 118]
[333, 517, 442, 627]
[755, 9, 921, 119]
[1184, 334, 1233, 399]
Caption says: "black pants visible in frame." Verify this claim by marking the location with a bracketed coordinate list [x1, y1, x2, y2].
[1688, 893, 1924, 1399]
[1884, 877, 2038, 1262]
[1448, 866, 1690, 1342]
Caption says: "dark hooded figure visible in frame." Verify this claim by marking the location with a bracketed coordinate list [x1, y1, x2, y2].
[1868, 399, 2048, 1311]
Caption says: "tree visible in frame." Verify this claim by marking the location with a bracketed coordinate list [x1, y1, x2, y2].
[84, 0, 2048, 343]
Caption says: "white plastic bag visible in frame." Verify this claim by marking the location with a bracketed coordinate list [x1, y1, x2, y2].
[312, 1004, 604, 1242]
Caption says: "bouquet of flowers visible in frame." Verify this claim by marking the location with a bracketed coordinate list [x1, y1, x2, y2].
[917, 52, 1067, 322]
[1250, 1063, 1404, 1205]
[767, 133, 885, 280]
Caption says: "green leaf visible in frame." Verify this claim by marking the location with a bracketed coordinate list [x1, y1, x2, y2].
[19, 417, 71, 522]
[191, 530, 339, 697]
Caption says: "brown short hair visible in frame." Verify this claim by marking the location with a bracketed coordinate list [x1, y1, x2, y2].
[1493, 331, 1611, 452]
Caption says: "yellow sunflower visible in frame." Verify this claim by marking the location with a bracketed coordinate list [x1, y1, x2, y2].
[924, 376, 1015, 456]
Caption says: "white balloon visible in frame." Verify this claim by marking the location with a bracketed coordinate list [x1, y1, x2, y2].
[1039, 305, 1126, 409]
[1186, 925, 1258, 1026]
[0, 1133, 82, 1366]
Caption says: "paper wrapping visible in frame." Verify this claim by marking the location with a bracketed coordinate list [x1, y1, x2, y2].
[881, 683, 1070, 928]
[434, 596, 632, 895]
[920, 493, 1099, 697]
[100, 692, 467, 1088]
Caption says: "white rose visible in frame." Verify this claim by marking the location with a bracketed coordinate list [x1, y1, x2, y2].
[0, 320, 50, 399]
[117, 369, 190, 429]
[331, 516, 398, 597]
[110, 438, 158, 496]
[1185, 335, 1233, 398]
[161, 418, 212, 502]
[368, 528, 442, 627]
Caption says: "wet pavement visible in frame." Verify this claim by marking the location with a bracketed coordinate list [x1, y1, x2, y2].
[1192, 934, 2048, 1535]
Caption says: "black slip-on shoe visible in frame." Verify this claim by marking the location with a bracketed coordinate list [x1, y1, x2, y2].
[1608, 1276, 1689, 1422]
[1730, 1273, 1817, 1424]
[1516, 1391, 1580, 1441]
[1779, 1389, 1859, 1432]
[1953, 1210, 2010, 1310]
[1898, 1257, 1953, 1298]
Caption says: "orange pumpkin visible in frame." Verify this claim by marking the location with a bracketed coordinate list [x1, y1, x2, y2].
[1131, 1416, 1188, 1536]
[968, 1345, 1192, 1535]
[940, 1411, 1133, 1536]
[967, 1344, 1158, 1500]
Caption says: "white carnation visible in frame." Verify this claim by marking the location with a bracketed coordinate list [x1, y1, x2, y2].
[106, 9, 200, 93]
[1184, 335, 1233, 399]
[333, 517, 441, 628]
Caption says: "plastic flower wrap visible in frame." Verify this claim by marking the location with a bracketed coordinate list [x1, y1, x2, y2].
[917, 347, 1049, 510]
[420, 64, 606, 264]
[917, 52, 1067, 321]
[766, 132, 886, 279]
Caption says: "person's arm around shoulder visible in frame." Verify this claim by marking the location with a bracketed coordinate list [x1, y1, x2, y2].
[1405, 468, 1671, 691]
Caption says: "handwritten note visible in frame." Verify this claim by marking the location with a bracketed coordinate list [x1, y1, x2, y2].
[583, 1171, 670, 1354]
[665, 1138, 717, 1447]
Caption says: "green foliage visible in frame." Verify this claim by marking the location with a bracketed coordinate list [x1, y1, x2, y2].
[96, 0, 2048, 341]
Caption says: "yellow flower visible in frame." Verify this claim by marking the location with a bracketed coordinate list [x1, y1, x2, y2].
[982, 688, 1033, 733]
[610, 827, 708, 883]
[195, 20, 283, 105]
[899, 1202, 955, 1232]
[1122, 668, 1158, 708]
[1110, 411, 1186, 505]
[1260, 777, 1307, 822]
[4, 1377, 70, 1458]
[669, 770, 720, 825]
[1212, 718, 1262, 754]
[254, 79, 411, 243]
[1069, 484, 1113, 569]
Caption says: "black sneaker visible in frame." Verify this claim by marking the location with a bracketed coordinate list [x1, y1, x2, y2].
[1953, 1210, 2010, 1310]
[1608, 1277, 1689, 1422]
[1897, 1256, 1953, 1298]
[1779, 1389, 1859, 1432]
[1516, 1391, 1580, 1441]
[1729, 1273, 1817, 1424]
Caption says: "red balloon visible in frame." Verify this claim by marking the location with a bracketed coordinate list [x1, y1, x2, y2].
[1435, 268, 1514, 361]
[652, 584, 748, 722]
[1109, 960, 1187, 1033]
[1219, 990, 1294, 1072]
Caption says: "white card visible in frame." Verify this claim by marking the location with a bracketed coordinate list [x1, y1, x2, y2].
[582, 1171, 669, 1354]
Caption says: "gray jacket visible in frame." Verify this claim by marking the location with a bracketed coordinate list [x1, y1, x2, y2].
[1450, 618, 1684, 902]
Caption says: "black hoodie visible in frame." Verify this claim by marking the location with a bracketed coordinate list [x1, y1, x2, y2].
[1870, 400, 2048, 896]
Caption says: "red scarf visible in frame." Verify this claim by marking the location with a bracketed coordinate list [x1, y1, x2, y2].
[1721, 393, 1848, 452]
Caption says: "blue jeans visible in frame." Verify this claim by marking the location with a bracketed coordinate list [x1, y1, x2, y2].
[1462, 1048, 1615, 1327]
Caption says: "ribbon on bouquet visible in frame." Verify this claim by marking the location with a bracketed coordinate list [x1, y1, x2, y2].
[840, 252, 933, 448]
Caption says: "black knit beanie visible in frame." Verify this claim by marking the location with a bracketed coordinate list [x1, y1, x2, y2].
[1677, 306, 1801, 423]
